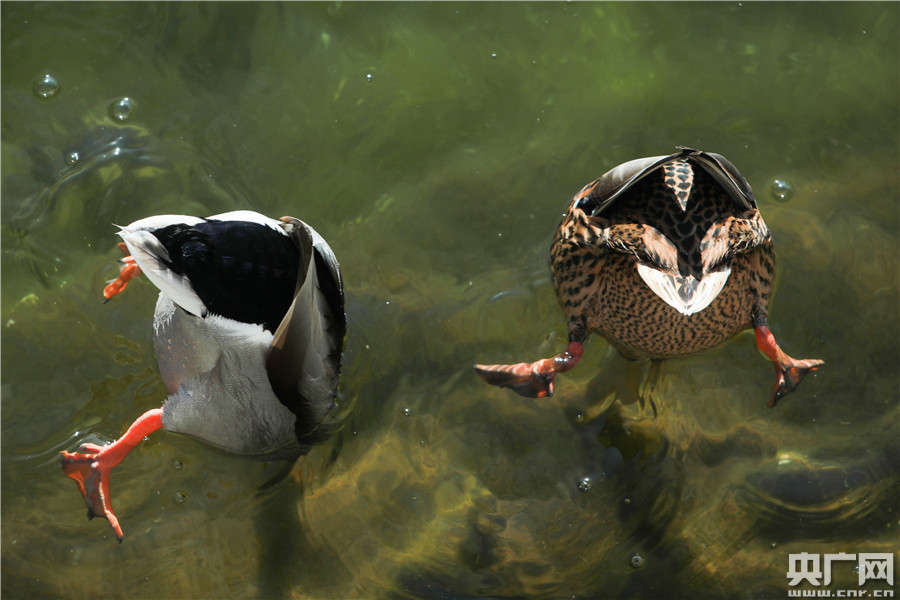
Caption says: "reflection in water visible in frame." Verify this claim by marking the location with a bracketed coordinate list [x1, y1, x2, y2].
[741, 427, 900, 542]
[2, 2, 898, 599]
[23, 125, 164, 219]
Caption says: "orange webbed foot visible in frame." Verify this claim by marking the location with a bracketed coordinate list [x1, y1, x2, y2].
[474, 359, 558, 398]
[61, 444, 124, 542]
[755, 325, 824, 407]
[475, 342, 584, 398]
[768, 356, 825, 408]
[60, 409, 163, 542]
[102, 243, 142, 302]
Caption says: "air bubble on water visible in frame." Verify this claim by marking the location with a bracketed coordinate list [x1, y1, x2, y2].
[630, 552, 646, 569]
[173, 491, 187, 504]
[109, 97, 135, 121]
[577, 477, 592, 492]
[65, 151, 80, 165]
[403, 407, 411, 417]
[33, 74, 60, 98]
[365, 73, 373, 82]
[769, 178, 793, 202]
[490, 52, 497, 58]
[171, 459, 183, 471]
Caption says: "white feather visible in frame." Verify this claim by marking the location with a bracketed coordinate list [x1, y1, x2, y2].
[153, 294, 295, 455]
[636, 264, 731, 316]
[206, 210, 286, 234]
[119, 214, 205, 232]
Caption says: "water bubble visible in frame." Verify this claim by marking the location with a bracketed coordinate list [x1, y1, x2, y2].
[171, 459, 183, 471]
[577, 477, 592, 492]
[403, 407, 411, 417]
[33, 74, 60, 98]
[490, 52, 498, 58]
[365, 73, 373, 82]
[173, 490, 187, 504]
[64, 151, 80, 166]
[769, 178, 793, 202]
[630, 551, 646, 569]
[109, 97, 134, 121]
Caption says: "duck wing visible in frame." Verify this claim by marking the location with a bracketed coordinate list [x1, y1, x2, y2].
[682, 147, 757, 211]
[265, 217, 345, 446]
[577, 147, 757, 218]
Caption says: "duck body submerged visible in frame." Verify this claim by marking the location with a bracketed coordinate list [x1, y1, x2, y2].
[476, 147, 823, 405]
[130, 210, 344, 456]
[62, 210, 345, 540]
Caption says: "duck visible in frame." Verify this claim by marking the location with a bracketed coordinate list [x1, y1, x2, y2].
[475, 147, 823, 407]
[60, 210, 345, 542]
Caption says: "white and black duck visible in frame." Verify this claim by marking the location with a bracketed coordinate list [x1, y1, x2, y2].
[61, 210, 345, 541]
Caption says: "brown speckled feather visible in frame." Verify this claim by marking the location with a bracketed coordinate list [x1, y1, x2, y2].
[551, 148, 773, 358]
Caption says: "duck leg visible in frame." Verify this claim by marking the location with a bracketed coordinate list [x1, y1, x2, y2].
[754, 325, 824, 408]
[102, 242, 142, 301]
[60, 408, 163, 542]
[475, 341, 584, 398]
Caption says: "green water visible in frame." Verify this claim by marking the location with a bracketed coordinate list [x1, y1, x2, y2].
[2, 2, 898, 599]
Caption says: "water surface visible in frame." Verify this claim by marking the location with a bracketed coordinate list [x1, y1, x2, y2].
[2, 3, 898, 599]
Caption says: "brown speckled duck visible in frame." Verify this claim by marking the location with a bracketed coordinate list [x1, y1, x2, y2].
[475, 147, 823, 407]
